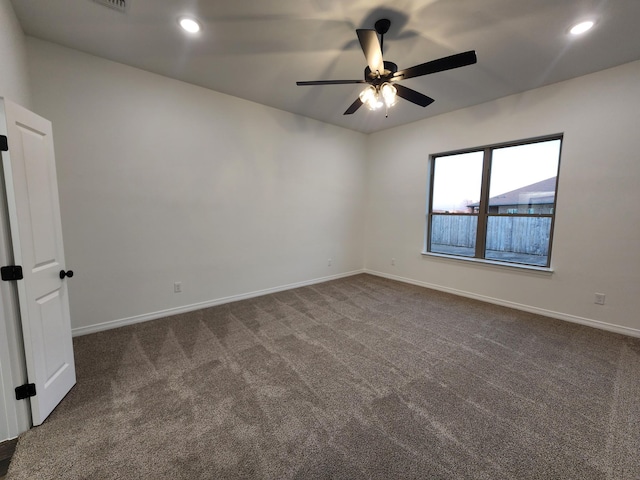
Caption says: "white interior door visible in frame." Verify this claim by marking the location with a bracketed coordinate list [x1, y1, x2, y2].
[1, 98, 76, 426]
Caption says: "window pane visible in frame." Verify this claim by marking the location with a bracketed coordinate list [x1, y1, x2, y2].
[432, 151, 484, 213]
[488, 140, 560, 214]
[485, 216, 552, 266]
[427, 136, 561, 267]
[430, 215, 477, 257]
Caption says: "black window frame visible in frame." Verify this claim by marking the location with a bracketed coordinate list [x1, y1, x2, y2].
[425, 134, 563, 269]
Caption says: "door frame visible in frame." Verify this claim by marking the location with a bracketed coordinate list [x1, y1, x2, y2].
[0, 99, 32, 442]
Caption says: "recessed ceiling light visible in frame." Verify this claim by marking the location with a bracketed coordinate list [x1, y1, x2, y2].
[570, 20, 594, 35]
[179, 17, 201, 34]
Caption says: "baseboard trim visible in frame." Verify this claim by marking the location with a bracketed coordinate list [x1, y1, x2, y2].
[72, 270, 365, 337]
[365, 269, 640, 339]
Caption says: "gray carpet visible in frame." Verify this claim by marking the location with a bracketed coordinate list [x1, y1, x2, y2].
[7, 274, 640, 479]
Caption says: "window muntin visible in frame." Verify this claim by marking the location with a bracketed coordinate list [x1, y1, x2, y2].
[427, 136, 562, 268]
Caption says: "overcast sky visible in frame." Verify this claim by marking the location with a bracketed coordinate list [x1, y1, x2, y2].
[432, 139, 561, 212]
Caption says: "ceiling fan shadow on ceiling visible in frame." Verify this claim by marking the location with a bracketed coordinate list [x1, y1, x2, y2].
[296, 19, 477, 117]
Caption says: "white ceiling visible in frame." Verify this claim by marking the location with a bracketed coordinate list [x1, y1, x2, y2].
[11, 0, 640, 133]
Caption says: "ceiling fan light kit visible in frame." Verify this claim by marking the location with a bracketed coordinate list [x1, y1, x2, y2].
[381, 83, 398, 106]
[359, 85, 382, 110]
[296, 18, 477, 117]
[359, 82, 398, 112]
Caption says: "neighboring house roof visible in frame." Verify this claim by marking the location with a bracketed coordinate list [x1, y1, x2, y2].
[468, 177, 556, 208]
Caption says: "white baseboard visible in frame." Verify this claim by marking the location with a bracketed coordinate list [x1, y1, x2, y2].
[72, 270, 365, 337]
[365, 269, 640, 339]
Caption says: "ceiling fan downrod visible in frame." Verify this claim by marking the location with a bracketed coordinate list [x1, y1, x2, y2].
[374, 19, 391, 56]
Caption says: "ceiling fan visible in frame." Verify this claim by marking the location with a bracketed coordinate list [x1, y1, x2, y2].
[296, 19, 477, 116]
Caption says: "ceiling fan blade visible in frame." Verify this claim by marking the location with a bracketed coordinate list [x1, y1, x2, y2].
[343, 98, 363, 115]
[393, 50, 477, 81]
[296, 80, 367, 86]
[394, 84, 435, 107]
[356, 29, 385, 75]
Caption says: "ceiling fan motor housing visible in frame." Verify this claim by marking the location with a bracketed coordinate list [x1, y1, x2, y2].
[365, 61, 398, 83]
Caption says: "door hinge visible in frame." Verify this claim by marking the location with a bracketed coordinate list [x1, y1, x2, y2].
[0, 135, 7, 151]
[15, 383, 36, 400]
[1, 265, 23, 281]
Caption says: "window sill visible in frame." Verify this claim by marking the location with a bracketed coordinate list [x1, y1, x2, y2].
[421, 251, 554, 275]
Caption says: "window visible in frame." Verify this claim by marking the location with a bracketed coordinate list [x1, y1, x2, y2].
[426, 136, 562, 268]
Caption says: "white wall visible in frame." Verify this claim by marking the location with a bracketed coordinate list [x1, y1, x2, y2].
[0, 0, 31, 442]
[365, 59, 640, 336]
[26, 38, 367, 334]
[0, 0, 30, 108]
[22, 34, 640, 341]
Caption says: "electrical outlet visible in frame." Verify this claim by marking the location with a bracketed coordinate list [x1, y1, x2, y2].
[328, 258, 332, 267]
[594, 293, 605, 305]
[174, 282, 182, 293]
[391, 258, 396, 266]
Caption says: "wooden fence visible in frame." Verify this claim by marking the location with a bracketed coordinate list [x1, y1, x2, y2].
[430, 215, 551, 255]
